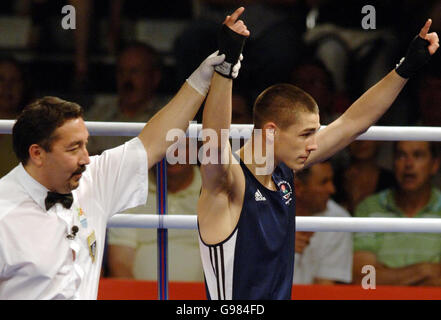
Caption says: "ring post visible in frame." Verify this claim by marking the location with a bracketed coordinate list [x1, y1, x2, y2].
[156, 158, 168, 300]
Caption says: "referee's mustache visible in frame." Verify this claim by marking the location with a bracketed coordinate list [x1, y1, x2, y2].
[71, 165, 86, 177]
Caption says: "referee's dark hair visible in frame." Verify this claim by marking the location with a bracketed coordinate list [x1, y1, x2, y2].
[12, 96, 83, 164]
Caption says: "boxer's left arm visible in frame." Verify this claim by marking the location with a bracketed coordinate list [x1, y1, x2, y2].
[306, 19, 439, 166]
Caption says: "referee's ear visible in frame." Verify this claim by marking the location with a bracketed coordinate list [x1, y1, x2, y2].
[28, 144, 45, 168]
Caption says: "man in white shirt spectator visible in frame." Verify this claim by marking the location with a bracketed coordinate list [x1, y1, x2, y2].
[293, 161, 353, 285]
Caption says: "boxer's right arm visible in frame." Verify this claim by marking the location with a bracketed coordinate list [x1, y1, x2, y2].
[200, 7, 249, 194]
[198, 8, 249, 244]
[137, 52, 225, 170]
[200, 72, 234, 193]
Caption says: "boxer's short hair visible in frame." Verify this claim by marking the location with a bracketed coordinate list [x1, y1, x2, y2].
[13, 96, 84, 164]
[253, 83, 318, 130]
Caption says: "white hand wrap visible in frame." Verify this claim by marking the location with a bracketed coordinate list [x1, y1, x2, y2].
[186, 51, 225, 95]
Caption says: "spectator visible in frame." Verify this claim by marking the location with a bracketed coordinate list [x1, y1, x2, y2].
[0, 57, 33, 177]
[333, 140, 395, 215]
[293, 161, 353, 285]
[290, 58, 350, 125]
[106, 142, 203, 281]
[86, 41, 169, 155]
[353, 141, 441, 286]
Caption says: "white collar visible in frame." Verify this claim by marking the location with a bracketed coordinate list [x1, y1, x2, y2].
[16, 163, 50, 212]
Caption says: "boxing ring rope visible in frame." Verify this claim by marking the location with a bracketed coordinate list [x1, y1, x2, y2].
[106, 214, 441, 233]
[2, 119, 441, 140]
[2, 119, 441, 299]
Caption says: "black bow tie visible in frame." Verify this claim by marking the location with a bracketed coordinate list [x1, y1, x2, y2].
[45, 192, 74, 210]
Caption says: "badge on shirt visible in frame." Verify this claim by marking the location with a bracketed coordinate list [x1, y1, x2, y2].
[77, 207, 88, 228]
[277, 180, 293, 205]
[87, 231, 97, 263]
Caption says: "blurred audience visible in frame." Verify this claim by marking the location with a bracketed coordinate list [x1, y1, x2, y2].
[303, 0, 417, 126]
[294, 161, 353, 285]
[409, 54, 441, 188]
[27, 0, 192, 91]
[231, 89, 253, 125]
[0, 57, 31, 117]
[174, 0, 308, 103]
[303, 0, 405, 94]
[333, 140, 395, 215]
[353, 141, 441, 286]
[290, 58, 349, 124]
[413, 55, 441, 127]
[0, 57, 33, 177]
[86, 41, 169, 155]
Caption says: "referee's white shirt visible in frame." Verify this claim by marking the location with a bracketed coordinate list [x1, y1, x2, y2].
[0, 137, 148, 299]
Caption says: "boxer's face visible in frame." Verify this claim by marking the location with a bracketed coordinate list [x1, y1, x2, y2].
[40, 118, 90, 194]
[275, 111, 320, 171]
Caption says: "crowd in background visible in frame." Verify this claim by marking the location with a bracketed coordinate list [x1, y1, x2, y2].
[1, 0, 441, 287]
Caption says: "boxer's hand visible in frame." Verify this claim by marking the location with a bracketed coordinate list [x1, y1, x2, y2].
[223, 7, 250, 37]
[395, 19, 439, 78]
[419, 19, 440, 55]
[215, 7, 250, 79]
[186, 51, 226, 95]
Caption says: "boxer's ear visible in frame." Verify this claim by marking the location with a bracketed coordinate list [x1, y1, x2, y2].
[262, 122, 277, 143]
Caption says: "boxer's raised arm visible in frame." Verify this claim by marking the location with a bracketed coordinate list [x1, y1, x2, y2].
[306, 19, 439, 166]
[200, 7, 249, 193]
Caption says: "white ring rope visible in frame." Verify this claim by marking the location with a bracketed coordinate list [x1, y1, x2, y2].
[108, 214, 441, 233]
[2, 118, 441, 233]
[1, 119, 441, 141]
